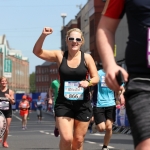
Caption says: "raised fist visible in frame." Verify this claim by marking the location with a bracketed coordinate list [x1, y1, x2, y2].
[42, 27, 53, 36]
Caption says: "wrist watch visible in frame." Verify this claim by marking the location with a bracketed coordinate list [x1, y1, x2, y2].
[86, 79, 93, 87]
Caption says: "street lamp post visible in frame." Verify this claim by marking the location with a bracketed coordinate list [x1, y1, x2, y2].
[61, 13, 67, 51]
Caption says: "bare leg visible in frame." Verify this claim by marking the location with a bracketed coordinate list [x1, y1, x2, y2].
[72, 120, 90, 150]
[24, 114, 28, 127]
[103, 119, 113, 146]
[3, 118, 12, 142]
[56, 117, 74, 150]
[136, 138, 150, 150]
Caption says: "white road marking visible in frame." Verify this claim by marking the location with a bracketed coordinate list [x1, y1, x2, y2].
[51, 133, 54, 135]
[40, 131, 50, 135]
[8, 135, 12, 136]
[12, 114, 22, 121]
[85, 141, 96, 144]
[45, 132, 49, 134]
[90, 133, 105, 136]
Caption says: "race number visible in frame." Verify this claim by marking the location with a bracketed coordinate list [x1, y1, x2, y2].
[101, 76, 107, 87]
[64, 81, 84, 100]
[37, 102, 42, 106]
[0, 111, 7, 138]
[0, 101, 9, 110]
[21, 103, 27, 108]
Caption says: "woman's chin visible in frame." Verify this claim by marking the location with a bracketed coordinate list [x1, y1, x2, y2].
[71, 48, 79, 51]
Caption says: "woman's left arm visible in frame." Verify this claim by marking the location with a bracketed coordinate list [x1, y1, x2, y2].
[84, 54, 100, 86]
[9, 90, 15, 104]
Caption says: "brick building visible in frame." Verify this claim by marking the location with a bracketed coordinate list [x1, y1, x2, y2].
[35, 61, 59, 93]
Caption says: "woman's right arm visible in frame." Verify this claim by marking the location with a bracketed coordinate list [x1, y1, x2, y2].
[33, 27, 61, 62]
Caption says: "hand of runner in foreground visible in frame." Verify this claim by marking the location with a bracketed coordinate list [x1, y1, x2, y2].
[104, 64, 128, 92]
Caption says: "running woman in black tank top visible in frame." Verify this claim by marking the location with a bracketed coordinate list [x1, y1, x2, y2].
[0, 76, 15, 148]
[33, 27, 99, 150]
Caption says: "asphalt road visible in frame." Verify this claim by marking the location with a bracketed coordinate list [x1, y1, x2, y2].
[0, 110, 134, 150]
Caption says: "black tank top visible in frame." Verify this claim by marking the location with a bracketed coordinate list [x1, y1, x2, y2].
[0, 89, 11, 111]
[57, 51, 90, 101]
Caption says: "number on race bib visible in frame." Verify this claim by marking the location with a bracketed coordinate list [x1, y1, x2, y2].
[69, 94, 79, 98]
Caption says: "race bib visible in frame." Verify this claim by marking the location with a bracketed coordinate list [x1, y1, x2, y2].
[147, 28, 150, 67]
[0, 101, 9, 110]
[21, 103, 27, 108]
[64, 81, 84, 100]
[101, 76, 107, 87]
[37, 102, 42, 105]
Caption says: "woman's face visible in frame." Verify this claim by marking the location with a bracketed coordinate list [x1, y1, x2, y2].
[67, 31, 83, 51]
[0, 78, 7, 87]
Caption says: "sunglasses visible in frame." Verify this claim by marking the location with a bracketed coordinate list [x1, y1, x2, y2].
[68, 37, 82, 42]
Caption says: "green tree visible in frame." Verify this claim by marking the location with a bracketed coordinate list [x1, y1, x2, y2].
[30, 72, 36, 93]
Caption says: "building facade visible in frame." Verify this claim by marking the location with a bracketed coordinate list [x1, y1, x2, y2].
[35, 61, 59, 93]
[60, 0, 128, 65]
[0, 35, 29, 93]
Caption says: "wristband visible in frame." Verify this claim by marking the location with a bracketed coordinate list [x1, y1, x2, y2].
[86, 79, 93, 87]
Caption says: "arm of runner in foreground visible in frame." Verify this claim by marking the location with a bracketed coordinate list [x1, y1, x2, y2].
[96, 1, 128, 92]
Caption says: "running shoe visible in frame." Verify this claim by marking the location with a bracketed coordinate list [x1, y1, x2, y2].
[54, 127, 59, 137]
[3, 141, 9, 148]
[22, 127, 25, 130]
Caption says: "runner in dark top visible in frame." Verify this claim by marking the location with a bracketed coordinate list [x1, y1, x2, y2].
[0, 76, 15, 148]
[96, 0, 150, 149]
[33, 27, 99, 150]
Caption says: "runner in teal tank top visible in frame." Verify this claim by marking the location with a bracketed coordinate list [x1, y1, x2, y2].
[93, 69, 116, 150]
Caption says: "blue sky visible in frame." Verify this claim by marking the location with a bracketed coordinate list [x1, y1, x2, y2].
[0, 0, 88, 73]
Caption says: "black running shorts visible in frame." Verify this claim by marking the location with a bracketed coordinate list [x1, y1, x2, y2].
[54, 99, 92, 122]
[1, 109, 12, 118]
[93, 106, 116, 125]
[124, 74, 150, 148]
